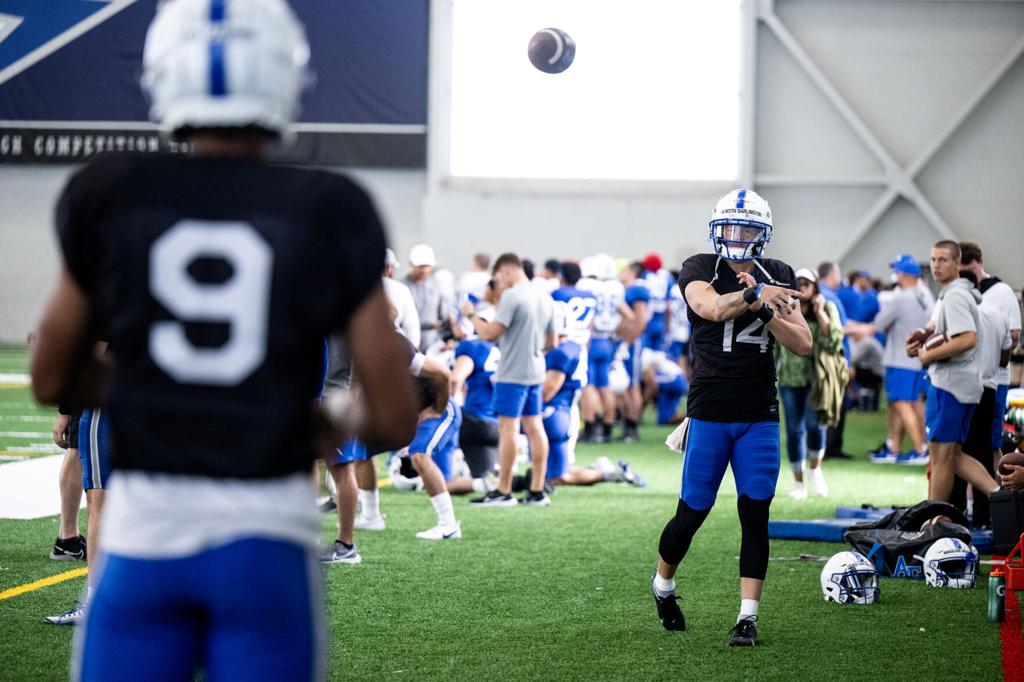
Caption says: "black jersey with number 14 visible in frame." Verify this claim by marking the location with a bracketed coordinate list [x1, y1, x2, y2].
[677, 253, 797, 423]
[56, 154, 387, 480]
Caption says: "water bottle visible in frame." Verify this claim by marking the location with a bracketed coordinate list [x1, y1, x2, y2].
[987, 569, 1005, 623]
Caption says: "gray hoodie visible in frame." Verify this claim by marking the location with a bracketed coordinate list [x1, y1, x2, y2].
[929, 278, 984, 404]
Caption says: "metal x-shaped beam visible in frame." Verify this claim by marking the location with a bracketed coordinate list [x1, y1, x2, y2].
[756, 0, 1024, 262]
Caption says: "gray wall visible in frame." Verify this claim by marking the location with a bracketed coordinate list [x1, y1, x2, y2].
[2, 0, 1022, 342]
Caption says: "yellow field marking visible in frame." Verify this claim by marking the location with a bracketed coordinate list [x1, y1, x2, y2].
[0, 567, 88, 602]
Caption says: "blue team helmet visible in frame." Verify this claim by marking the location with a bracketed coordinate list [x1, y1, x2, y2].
[708, 189, 773, 262]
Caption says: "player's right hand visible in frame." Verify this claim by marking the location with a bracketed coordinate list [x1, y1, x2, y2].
[52, 413, 69, 448]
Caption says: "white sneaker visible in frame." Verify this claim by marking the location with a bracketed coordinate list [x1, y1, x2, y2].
[354, 515, 386, 531]
[44, 603, 85, 626]
[807, 468, 829, 497]
[788, 482, 807, 500]
[415, 524, 462, 540]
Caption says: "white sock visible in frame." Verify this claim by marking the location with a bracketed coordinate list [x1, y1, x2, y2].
[738, 599, 759, 622]
[885, 439, 895, 451]
[653, 573, 676, 597]
[358, 488, 380, 519]
[430, 492, 457, 528]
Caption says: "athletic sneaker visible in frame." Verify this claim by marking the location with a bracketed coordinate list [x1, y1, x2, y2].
[521, 491, 551, 507]
[868, 447, 897, 464]
[50, 535, 87, 561]
[650, 571, 685, 631]
[896, 450, 929, 466]
[415, 523, 462, 540]
[728, 616, 759, 646]
[617, 459, 647, 488]
[470, 490, 518, 507]
[318, 540, 362, 565]
[807, 468, 829, 497]
[354, 514, 386, 531]
[788, 482, 807, 500]
[317, 495, 337, 514]
[44, 603, 85, 626]
[622, 427, 639, 444]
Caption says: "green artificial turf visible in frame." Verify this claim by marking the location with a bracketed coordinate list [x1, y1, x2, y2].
[0, 345, 1004, 681]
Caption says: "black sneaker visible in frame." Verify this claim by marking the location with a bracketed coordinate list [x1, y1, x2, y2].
[622, 427, 639, 444]
[317, 495, 337, 514]
[728, 616, 758, 646]
[470, 491, 518, 507]
[520, 490, 551, 507]
[50, 535, 87, 562]
[651, 571, 685, 631]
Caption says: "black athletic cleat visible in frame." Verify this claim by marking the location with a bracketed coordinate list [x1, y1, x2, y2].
[50, 535, 87, 562]
[470, 491, 518, 507]
[651, 571, 685, 631]
[520, 490, 551, 507]
[728, 616, 758, 646]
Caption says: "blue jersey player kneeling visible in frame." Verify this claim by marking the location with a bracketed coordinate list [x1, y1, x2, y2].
[650, 190, 811, 647]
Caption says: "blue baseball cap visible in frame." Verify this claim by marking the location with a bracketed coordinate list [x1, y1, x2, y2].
[890, 254, 921, 276]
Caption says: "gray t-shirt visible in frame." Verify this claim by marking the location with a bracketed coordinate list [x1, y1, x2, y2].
[873, 285, 933, 370]
[493, 280, 555, 385]
[929, 278, 983, 404]
[978, 301, 1013, 390]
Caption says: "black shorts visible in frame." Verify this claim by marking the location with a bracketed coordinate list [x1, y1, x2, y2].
[64, 415, 81, 449]
[459, 412, 499, 478]
[962, 387, 996, 462]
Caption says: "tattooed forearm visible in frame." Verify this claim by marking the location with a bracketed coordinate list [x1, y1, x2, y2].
[714, 290, 749, 314]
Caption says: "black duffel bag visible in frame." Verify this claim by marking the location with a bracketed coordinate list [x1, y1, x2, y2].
[843, 501, 972, 578]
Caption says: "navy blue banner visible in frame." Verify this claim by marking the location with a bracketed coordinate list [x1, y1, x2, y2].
[0, 0, 427, 166]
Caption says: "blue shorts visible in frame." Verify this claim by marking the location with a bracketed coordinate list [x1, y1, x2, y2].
[667, 341, 688, 362]
[993, 384, 1009, 450]
[79, 408, 112, 491]
[408, 402, 462, 480]
[885, 366, 926, 402]
[492, 382, 542, 418]
[76, 538, 323, 681]
[643, 318, 666, 351]
[625, 340, 644, 387]
[925, 384, 976, 445]
[542, 404, 571, 479]
[588, 337, 615, 388]
[656, 378, 686, 424]
[331, 440, 367, 466]
[680, 418, 781, 510]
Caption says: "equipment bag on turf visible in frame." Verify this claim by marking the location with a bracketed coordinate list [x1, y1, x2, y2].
[843, 501, 971, 579]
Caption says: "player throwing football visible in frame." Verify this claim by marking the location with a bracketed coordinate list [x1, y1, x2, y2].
[651, 189, 811, 647]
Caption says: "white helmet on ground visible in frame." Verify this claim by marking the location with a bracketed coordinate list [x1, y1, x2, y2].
[388, 450, 423, 492]
[708, 189, 773, 261]
[142, 0, 310, 138]
[917, 538, 978, 589]
[820, 551, 880, 604]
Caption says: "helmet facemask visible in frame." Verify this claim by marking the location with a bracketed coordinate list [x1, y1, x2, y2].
[709, 221, 772, 262]
[829, 565, 880, 604]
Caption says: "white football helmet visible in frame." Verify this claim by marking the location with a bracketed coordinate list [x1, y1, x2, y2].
[708, 189, 773, 261]
[917, 538, 978, 589]
[142, 0, 310, 138]
[821, 551, 880, 604]
[388, 450, 423, 492]
[590, 253, 618, 281]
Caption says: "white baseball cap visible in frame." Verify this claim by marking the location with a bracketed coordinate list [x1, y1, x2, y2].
[409, 244, 436, 267]
[385, 248, 399, 268]
[795, 267, 817, 284]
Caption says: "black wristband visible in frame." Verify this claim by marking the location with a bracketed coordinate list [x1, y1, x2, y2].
[742, 287, 758, 305]
[756, 305, 775, 323]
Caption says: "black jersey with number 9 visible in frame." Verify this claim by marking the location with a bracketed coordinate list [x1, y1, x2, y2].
[56, 154, 387, 479]
[677, 253, 796, 423]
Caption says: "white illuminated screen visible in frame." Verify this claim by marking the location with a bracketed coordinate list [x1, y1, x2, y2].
[447, 0, 743, 182]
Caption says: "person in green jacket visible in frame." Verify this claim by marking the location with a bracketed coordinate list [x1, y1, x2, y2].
[777, 268, 847, 498]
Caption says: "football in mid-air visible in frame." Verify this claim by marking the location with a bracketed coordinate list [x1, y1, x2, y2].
[528, 28, 575, 74]
[997, 451, 1024, 476]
